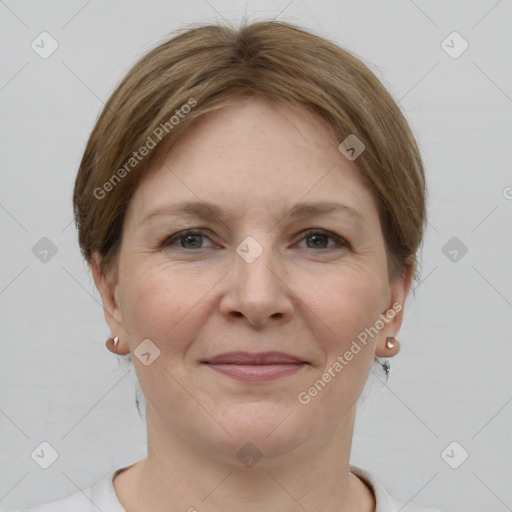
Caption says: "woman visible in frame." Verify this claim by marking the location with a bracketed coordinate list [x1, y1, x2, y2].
[24, 20, 442, 512]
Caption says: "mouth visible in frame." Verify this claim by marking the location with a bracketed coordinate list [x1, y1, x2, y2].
[201, 351, 308, 383]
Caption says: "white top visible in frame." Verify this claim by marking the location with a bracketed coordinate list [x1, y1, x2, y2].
[18, 465, 442, 512]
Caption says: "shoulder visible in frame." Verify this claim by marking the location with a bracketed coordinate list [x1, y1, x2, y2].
[15, 467, 127, 512]
[18, 464, 443, 512]
[350, 465, 443, 512]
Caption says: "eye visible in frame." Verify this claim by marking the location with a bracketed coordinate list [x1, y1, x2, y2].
[159, 228, 349, 252]
[295, 229, 349, 250]
[160, 230, 215, 250]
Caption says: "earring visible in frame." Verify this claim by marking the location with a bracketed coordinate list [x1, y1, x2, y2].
[386, 337, 397, 350]
[106, 336, 120, 354]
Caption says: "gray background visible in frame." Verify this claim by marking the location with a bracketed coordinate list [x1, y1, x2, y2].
[1, 1, 511, 511]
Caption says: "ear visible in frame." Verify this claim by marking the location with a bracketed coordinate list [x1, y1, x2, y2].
[374, 260, 414, 358]
[91, 251, 129, 354]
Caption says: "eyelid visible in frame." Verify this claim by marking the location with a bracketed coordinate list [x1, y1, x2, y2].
[295, 228, 350, 249]
[160, 228, 217, 249]
[160, 227, 350, 251]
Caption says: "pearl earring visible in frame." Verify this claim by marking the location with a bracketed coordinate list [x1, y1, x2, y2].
[386, 337, 397, 350]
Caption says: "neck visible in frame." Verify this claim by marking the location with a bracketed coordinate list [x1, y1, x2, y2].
[114, 406, 375, 512]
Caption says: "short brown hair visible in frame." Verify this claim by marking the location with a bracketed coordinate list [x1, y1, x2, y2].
[73, 20, 426, 280]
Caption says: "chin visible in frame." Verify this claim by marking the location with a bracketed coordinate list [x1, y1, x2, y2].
[203, 402, 313, 465]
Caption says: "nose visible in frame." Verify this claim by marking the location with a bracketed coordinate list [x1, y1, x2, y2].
[219, 240, 294, 328]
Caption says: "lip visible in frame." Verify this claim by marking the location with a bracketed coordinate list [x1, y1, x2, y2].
[204, 351, 306, 365]
[202, 351, 308, 383]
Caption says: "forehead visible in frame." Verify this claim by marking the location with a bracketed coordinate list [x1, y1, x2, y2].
[125, 97, 379, 228]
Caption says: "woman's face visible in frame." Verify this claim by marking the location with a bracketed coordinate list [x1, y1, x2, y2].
[94, 96, 410, 464]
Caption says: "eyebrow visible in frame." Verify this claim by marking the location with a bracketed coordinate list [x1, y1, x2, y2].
[140, 200, 364, 225]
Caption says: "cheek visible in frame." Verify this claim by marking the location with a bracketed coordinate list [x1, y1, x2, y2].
[120, 264, 210, 417]
[301, 264, 387, 351]
[294, 269, 386, 420]
[120, 263, 189, 345]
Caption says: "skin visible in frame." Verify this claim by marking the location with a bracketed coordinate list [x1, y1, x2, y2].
[92, 96, 412, 512]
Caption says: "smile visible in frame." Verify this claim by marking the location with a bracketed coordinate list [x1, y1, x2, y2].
[203, 362, 306, 382]
[201, 351, 308, 382]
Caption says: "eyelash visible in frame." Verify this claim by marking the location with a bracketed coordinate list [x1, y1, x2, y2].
[159, 229, 350, 252]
